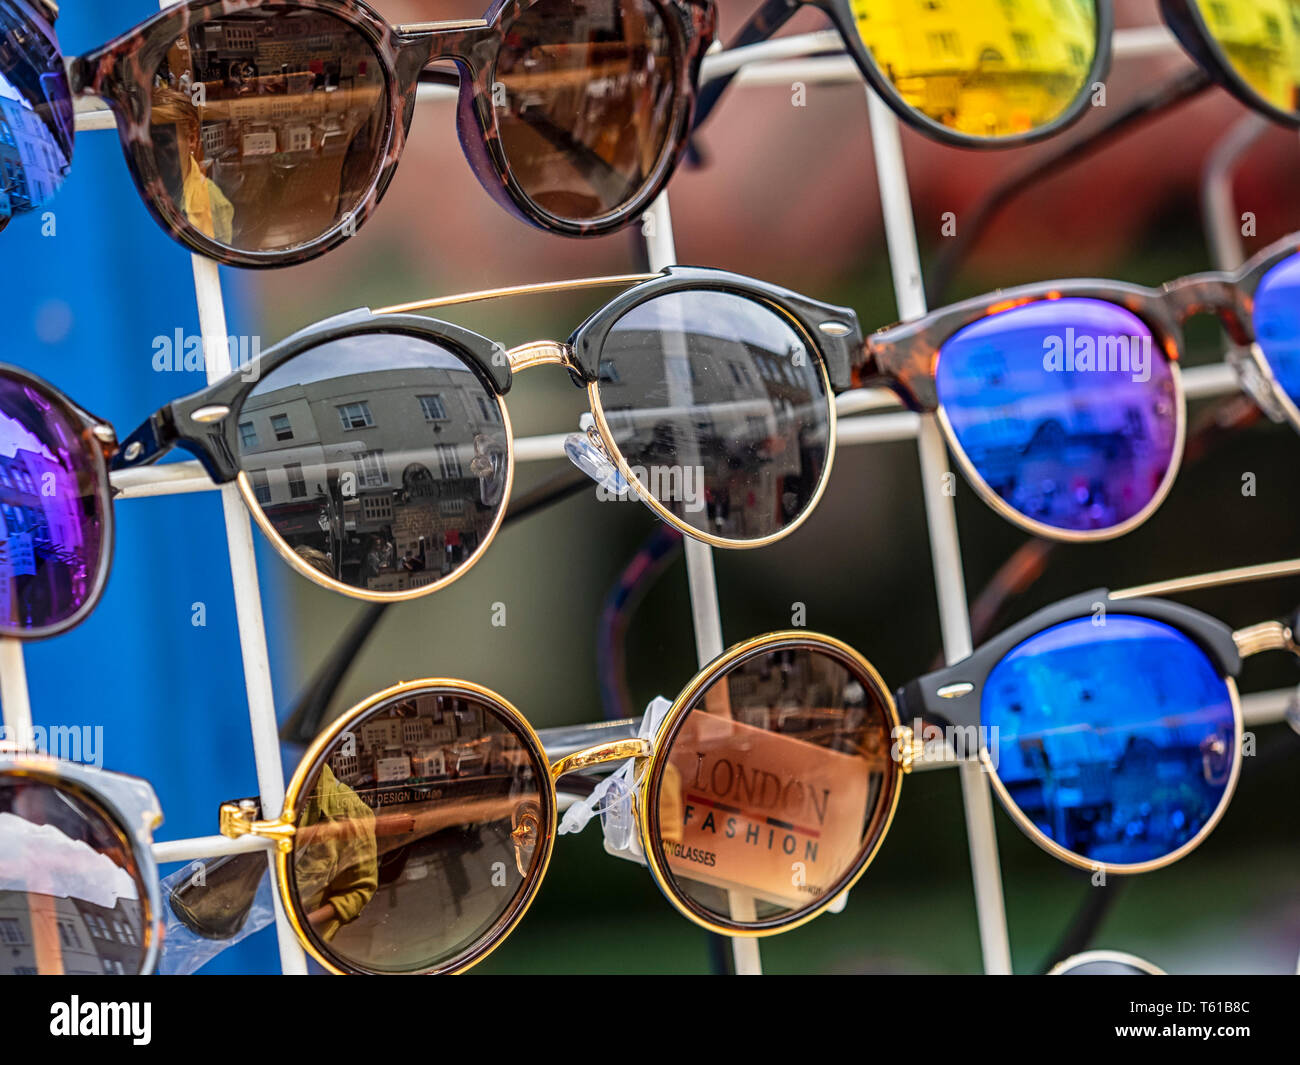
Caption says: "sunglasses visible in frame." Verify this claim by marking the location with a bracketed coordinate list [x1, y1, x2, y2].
[899, 584, 1300, 874]
[1048, 950, 1166, 975]
[859, 232, 1300, 540]
[193, 631, 907, 974]
[0, 751, 164, 975]
[68, 0, 715, 268]
[112, 267, 859, 601]
[695, 0, 1300, 147]
[0, 0, 72, 232]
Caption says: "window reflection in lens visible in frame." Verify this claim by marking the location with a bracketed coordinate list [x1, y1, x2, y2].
[237, 334, 509, 597]
[597, 290, 831, 543]
[0, 777, 147, 975]
[495, 0, 676, 222]
[1194, 0, 1300, 116]
[650, 644, 897, 928]
[850, 0, 1097, 138]
[288, 690, 548, 974]
[981, 615, 1237, 867]
[147, 9, 388, 253]
[0, 374, 105, 633]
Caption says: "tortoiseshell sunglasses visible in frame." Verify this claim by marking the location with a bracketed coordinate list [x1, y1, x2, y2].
[69, 0, 715, 267]
[113, 267, 861, 601]
[856, 232, 1300, 541]
[194, 631, 908, 974]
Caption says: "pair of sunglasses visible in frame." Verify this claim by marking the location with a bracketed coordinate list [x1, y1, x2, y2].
[902, 584, 1299, 874]
[695, 0, 1300, 147]
[198, 631, 907, 974]
[0, 751, 163, 975]
[0, 0, 72, 231]
[60, 0, 714, 266]
[859, 232, 1300, 540]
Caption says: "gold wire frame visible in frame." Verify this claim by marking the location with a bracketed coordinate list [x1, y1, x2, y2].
[375, 274, 660, 316]
[935, 360, 1189, 543]
[229, 678, 560, 977]
[634, 630, 908, 938]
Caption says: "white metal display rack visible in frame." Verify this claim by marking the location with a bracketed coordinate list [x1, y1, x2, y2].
[2, 17, 1297, 976]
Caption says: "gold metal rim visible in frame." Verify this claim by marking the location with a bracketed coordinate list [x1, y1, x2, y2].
[585, 304, 839, 551]
[235, 393, 515, 604]
[1111, 557, 1300, 600]
[980, 675, 1244, 876]
[635, 630, 904, 938]
[934, 359, 1188, 544]
[375, 274, 660, 316]
[272, 678, 557, 976]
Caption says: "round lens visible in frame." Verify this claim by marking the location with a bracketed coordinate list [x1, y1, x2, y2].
[0, 2, 74, 226]
[237, 333, 509, 598]
[0, 774, 148, 974]
[935, 297, 1178, 535]
[647, 640, 899, 930]
[0, 371, 108, 635]
[596, 290, 832, 543]
[494, 0, 677, 222]
[287, 687, 550, 974]
[1252, 250, 1300, 407]
[981, 615, 1237, 868]
[145, 9, 389, 255]
[1051, 952, 1162, 975]
[1193, 1, 1300, 117]
[849, 0, 1098, 139]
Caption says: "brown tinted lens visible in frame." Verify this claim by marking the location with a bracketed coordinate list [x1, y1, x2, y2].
[597, 290, 832, 542]
[650, 642, 897, 929]
[237, 333, 509, 597]
[0, 775, 149, 974]
[288, 688, 549, 974]
[145, 9, 388, 255]
[494, 0, 677, 222]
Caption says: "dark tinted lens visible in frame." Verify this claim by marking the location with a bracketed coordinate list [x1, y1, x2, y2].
[0, 372, 107, 634]
[650, 643, 897, 929]
[0, 2, 73, 225]
[936, 298, 1179, 535]
[597, 290, 831, 542]
[495, 0, 677, 222]
[145, 9, 388, 254]
[288, 688, 549, 974]
[0, 775, 148, 975]
[982, 615, 1236, 867]
[1252, 250, 1300, 406]
[238, 333, 508, 597]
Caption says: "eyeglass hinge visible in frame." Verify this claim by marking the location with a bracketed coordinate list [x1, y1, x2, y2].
[897, 726, 923, 774]
[219, 799, 296, 853]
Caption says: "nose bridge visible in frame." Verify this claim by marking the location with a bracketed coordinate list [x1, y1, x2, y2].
[508, 340, 575, 375]
[1162, 273, 1253, 344]
[549, 738, 654, 782]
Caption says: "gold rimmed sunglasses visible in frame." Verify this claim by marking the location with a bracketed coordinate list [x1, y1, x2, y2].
[115, 267, 863, 604]
[190, 631, 909, 974]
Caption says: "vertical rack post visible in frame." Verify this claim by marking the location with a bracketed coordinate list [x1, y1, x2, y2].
[865, 91, 1013, 974]
[642, 192, 763, 976]
[0, 639, 32, 742]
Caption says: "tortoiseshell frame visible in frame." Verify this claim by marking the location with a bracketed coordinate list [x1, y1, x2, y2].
[845, 231, 1300, 540]
[110, 267, 861, 597]
[70, 0, 716, 268]
[696, 0, 1300, 147]
[0, 364, 118, 641]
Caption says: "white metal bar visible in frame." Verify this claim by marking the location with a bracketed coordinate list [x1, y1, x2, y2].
[0, 639, 32, 741]
[866, 89, 1014, 975]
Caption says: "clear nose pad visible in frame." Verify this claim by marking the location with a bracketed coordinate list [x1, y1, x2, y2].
[564, 413, 635, 498]
[1229, 343, 1289, 424]
[511, 801, 542, 878]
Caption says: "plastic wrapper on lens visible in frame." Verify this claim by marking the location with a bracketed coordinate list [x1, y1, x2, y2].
[981, 615, 1237, 867]
[286, 689, 549, 974]
[1252, 250, 1300, 407]
[145, 9, 388, 254]
[0, 776, 149, 974]
[648, 643, 898, 929]
[237, 334, 509, 599]
[0, 373, 107, 634]
[596, 290, 832, 543]
[494, 0, 676, 222]
[849, 0, 1098, 139]
[935, 297, 1178, 535]
[0, 1, 74, 227]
